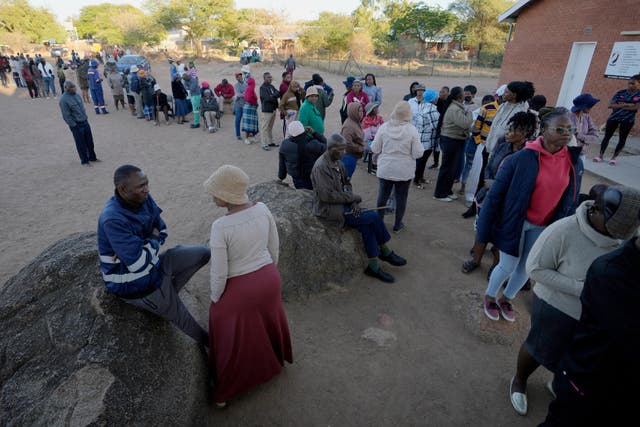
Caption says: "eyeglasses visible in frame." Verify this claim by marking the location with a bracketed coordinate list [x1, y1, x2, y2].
[551, 127, 577, 134]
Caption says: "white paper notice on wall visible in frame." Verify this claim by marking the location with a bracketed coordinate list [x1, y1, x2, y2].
[604, 42, 640, 79]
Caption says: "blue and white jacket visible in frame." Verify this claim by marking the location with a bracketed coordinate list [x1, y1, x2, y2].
[97, 193, 168, 296]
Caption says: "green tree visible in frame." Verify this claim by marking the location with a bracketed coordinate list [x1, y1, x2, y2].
[449, 0, 513, 64]
[0, 0, 65, 44]
[388, 2, 456, 47]
[75, 4, 165, 46]
[299, 12, 353, 55]
[147, 0, 234, 55]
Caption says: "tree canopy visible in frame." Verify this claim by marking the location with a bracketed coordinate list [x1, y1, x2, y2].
[299, 12, 354, 55]
[388, 2, 456, 45]
[0, 0, 66, 45]
[449, 0, 513, 63]
[147, 0, 234, 55]
[76, 3, 165, 46]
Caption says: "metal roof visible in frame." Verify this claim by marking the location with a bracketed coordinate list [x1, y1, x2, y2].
[498, 0, 538, 23]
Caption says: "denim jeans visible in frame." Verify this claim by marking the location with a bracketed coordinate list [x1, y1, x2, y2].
[43, 76, 56, 96]
[459, 137, 477, 185]
[376, 178, 411, 230]
[292, 177, 313, 190]
[341, 154, 358, 178]
[344, 209, 391, 258]
[485, 220, 545, 299]
[234, 102, 244, 138]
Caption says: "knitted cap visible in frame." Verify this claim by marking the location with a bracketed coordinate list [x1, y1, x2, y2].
[288, 121, 305, 137]
[604, 186, 640, 240]
[390, 101, 412, 122]
[203, 165, 250, 205]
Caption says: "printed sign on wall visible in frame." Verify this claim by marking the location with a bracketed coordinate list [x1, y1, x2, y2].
[604, 42, 640, 79]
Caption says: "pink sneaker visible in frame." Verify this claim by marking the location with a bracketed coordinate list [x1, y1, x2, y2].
[499, 300, 516, 322]
[483, 296, 500, 321]
[593, 157, 602, 163]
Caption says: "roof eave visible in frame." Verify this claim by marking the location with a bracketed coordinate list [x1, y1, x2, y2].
[498, 0, 536, 23]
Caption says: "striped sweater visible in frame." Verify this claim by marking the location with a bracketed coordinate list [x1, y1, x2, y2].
[97, 193, 168, 296]
[471, 101, 499, 144]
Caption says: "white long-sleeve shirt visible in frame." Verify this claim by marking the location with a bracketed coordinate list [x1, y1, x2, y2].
[209, 202, 279, 302]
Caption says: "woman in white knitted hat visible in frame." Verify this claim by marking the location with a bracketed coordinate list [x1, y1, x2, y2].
[203, 165, 292, 407]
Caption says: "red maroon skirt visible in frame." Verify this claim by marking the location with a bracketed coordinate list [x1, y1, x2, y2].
[209, 263, 293, 403]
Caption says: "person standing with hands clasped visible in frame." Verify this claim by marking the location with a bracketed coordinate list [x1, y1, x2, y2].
[203, 165, 292, 408]
[59, 80, 99, 166]
[259, 72, 281, 151]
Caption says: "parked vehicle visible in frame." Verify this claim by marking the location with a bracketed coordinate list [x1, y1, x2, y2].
[116, 55, 151, 73]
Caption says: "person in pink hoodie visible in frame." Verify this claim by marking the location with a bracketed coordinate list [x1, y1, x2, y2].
[476, 109, 584, 323]
[241, 77, 259, 144]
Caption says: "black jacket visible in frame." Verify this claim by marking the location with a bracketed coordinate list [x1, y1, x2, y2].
[278, 132, 327, 182]
[260, 83, 280, 113]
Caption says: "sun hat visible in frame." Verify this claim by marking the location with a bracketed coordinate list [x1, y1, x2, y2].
[571, 93, 600, 113]
[602, 186, 640, 240]
[305, 86, 319, 98]
[203, 165, 250, 205]
[130, 65, 139, 73]
[365, 102, 379, 116]
[288, 121, 305, 137]
[343, 76, 356, 88]
[423, 89, 438, 103]
[495, 84, 508, 96]
[153, 84, 160, 92]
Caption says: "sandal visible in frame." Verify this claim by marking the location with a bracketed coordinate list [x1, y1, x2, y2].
[593, 157, 602, 163]
[609, 159, 617, 166]
[462, 259, 479, 274]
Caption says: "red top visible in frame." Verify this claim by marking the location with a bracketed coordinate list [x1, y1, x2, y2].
[279, 81, 290, 96]
[214, 83, 235, 98]
[346, 90, 370, 110]
[525, 137, 572, 226]
[243, 78, 258, 105]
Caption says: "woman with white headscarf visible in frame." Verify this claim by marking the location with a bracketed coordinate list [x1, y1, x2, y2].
[371, 101, 424, 233]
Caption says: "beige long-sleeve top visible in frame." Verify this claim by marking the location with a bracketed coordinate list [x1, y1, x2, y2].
[209, 202, 279, 302]
[440, 101, 473, 140]
[526, 201, 622, 320]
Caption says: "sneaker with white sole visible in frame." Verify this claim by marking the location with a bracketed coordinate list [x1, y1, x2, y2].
[499, 299, 516, 322]
[448, 193, 459, 200]
[546, 380, 556, 399]
[433, 196, 454, 202]
[483, 296, 500, 321]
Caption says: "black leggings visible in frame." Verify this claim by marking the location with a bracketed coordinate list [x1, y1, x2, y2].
[600, 119, 634, 158]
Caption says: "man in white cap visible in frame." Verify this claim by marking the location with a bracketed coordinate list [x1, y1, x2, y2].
[129, 65, 144, 119]
[278, 121, 327, 189]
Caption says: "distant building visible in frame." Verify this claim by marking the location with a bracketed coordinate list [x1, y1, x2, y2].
[498, 0, 640, 133]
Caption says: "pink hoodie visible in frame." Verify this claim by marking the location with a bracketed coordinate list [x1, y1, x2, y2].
[525, 137, 572, 226]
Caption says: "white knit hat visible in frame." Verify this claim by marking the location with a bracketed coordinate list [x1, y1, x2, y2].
[203, 165, 250, 205]
[288, 121, 305, 137]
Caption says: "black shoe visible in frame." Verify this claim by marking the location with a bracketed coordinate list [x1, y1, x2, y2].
[462, 204, 476, 218]
[268, 143, 279, 147]
[428, 163, 439, 169]
[379, 251, 407, 266]
[364, 266, 395, 283]
[190, 123, 200, 129]
[90, 158, 101, 162]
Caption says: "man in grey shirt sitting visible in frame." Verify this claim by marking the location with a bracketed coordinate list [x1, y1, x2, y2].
[59, 80, 99, 166]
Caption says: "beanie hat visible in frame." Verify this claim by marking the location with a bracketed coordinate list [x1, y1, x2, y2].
[423, 89, 438, 104]
[201, 81, 210, 89]
[603, 186, 640, 240]
[390, 101, 412, 123]
[288, 121, 305, 137]
[203, 165, 250, 205]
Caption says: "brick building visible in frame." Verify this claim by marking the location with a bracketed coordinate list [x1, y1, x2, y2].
[498, 0, 640, 134]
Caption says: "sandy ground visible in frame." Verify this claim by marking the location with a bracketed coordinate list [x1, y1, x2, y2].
[0, 60, 599, 426]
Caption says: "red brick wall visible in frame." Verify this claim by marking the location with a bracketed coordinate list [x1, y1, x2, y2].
[498, 0, 640, 134]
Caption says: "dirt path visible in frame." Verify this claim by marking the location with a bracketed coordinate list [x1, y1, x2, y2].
[0, 59, 598, 426]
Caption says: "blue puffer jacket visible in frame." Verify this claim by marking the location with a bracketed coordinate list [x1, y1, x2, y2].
[476, 145, 583, 257]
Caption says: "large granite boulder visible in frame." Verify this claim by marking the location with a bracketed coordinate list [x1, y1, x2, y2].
[0, 233, 208, 426]
[248, 181, 368, 296]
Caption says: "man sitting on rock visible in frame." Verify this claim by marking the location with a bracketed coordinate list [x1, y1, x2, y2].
[98, 165, 210, 346]
[310, 135, 407, 282]
[278, 121, 327, 190]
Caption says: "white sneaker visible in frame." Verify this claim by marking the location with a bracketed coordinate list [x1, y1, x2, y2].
[243, 139, 251, 145]
[510, 377, 528, 415]
[433, 196, 454, 202]
[448, 193, 459, 200]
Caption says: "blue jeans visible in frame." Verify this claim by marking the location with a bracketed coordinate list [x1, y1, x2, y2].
[234, 102, 244, 138]
[485, 220, 545, 299]
[341, 154, 358, 178]
[292, 177, 313, 190]
[459, 137, 477, 185]
[344, 209, 391, 259]
[43, 76, 56, 96]
[376, 178, 411, 230]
